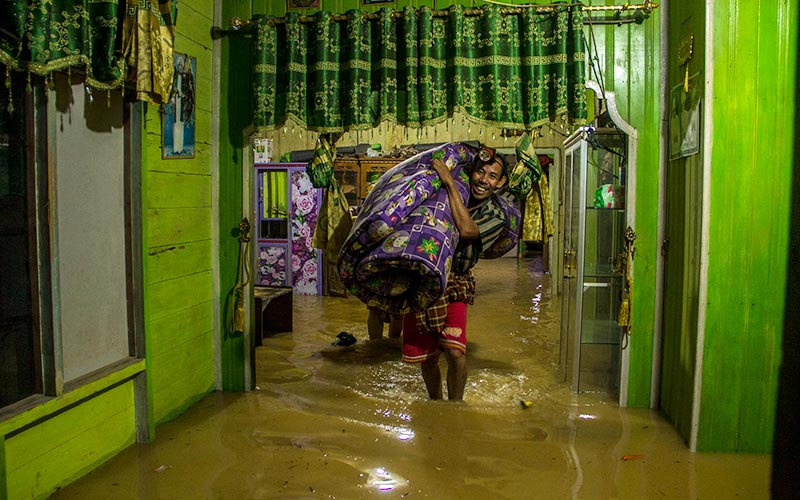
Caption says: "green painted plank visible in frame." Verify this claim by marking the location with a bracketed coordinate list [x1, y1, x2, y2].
[144, 144, 212, 175]
[151, 332, 214, 384]
[147, 172, 211, 209]
[701, 0, 754, 451]
[7, 405, 135, 500]
[625, 15, 660, 407]
[0, 360, 145, 436]
[146, 270, 214, 320]
[153, 360, 215, 424]
[1, 435, 6, 500]
[697, 0, 793, 452]
[6, 383, 134, 469]
[729, 1, 791, 453]
[147, 207, 212, 247]
[153, 373, 214, 425]
[217, 4, 252, 390]
[148, 300, 215, 355]
[147, 240, 213, 284]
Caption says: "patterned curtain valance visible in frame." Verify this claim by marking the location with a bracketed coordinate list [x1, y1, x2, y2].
[0, 0, 174, 104]
[252, 3, 587, 134]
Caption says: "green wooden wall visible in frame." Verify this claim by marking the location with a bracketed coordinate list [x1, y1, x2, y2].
[659, 0, 706, 445]
[4, 383, 136, 499]
[219, 0, 254, 391]
[1, 362, 144, 499]
[697, 0, 796, 453]
[143, 0, 216, 422]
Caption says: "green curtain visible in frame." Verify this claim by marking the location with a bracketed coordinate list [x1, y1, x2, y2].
[0, 0, 173, 103]
[252, 4, 587, 133]
[0, 0, 125, 88]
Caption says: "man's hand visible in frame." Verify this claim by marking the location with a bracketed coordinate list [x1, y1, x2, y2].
[431, 158, 479, 240]
[432, 158, 456, 189]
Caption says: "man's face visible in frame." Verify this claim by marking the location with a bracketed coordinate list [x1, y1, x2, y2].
[469, 160, 507, 202]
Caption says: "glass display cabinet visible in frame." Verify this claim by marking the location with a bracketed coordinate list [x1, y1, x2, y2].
[560, 81, 637, 405]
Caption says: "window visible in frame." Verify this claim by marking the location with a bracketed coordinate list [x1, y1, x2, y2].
[0, 72, 39, 406]
[0, 72, 143, 410]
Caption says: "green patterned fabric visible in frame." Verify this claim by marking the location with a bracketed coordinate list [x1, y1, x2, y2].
[307, 134, 337, 188]
[252, 4, 586, 133]
[510, 131, 543, 199]
[1, 0, 125, 89]
[1, 0, 174, 103]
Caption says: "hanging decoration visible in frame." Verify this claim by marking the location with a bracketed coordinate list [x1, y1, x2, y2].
[251, 3, 587, 134]
[0, 0, 175, 105]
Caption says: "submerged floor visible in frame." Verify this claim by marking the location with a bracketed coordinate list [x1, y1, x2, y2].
[51, 258, 770, 499]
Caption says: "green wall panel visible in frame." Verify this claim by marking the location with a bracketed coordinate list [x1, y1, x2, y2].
[143, 0, 216, 429]
[147, 271, 215, 321]
[148, 301, 215, 355]
[697, 0, 796, 453]
[219, 0, 254, 391]
[5, 383, 136, 500]
[659, 0, 705, 443]
[147, 172, 211, 209]
[147, 207, 213, 247]
[147, 240, 213, 284]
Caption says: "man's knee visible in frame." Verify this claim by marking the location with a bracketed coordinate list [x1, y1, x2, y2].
[444, 347, 465, 362]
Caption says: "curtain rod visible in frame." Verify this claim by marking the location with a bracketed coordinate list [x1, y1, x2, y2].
[216, 1, 658, 34]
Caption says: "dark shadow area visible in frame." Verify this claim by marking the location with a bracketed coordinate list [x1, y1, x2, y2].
[771, 27, 800, 500]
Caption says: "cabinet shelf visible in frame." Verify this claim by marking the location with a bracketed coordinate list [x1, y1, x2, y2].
[580, 319, 622, 345]
[583, 264, 624, 279]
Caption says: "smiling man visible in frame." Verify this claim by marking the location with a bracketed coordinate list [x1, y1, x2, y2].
[402, 145, 511, 401]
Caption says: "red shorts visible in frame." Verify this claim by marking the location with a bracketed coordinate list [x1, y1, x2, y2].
[401, 302, 468, 363]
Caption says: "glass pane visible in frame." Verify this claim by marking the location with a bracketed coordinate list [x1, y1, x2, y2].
[262, 170, 288, 219]
[0, 73, 37, 406]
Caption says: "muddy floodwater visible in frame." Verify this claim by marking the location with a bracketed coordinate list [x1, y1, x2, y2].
[51, 258, 770, 499]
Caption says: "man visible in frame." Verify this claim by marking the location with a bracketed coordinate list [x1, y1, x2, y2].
[402, 146, 510, 400]
[367, 306, 402, 341]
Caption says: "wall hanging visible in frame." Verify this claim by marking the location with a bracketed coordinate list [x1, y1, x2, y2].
[162, 52, 196, 159]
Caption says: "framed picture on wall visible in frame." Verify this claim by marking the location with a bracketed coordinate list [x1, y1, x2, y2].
[288, 0, 320, 9]
[162, 52, 196, 159]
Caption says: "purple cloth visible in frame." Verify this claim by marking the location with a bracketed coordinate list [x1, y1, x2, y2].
[337, 142, 521, 314]
[338, 143, 474, 314]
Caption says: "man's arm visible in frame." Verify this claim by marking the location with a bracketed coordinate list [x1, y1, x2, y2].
[431, 159, 479, 240]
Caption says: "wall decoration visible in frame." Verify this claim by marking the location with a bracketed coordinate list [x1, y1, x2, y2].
[288, 0, 319, 9]
[362, 0, 395, 4]
[162, 52, 196, 159]
[669, 73, 702, 160]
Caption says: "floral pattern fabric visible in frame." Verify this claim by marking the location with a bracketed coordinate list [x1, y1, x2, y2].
[338, 142, 519, 315]
[290, 170, 321, 295]
[252, 4, 586, 133]
[1, 0, 174, 103]
[338, 143, 473, 314]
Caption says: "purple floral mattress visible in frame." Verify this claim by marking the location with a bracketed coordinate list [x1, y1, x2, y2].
[337, 142, 520, 314]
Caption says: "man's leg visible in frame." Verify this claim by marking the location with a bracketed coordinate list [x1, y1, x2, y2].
[367, 308, 383, 340]
[420, 356, 443, 399]
[439, 302, 468, 401]
[387, 315, 403, 338]
[444, 348, 467, 401]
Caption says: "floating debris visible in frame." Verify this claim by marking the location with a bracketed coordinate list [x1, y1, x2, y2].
[332, 331, 357, 346]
